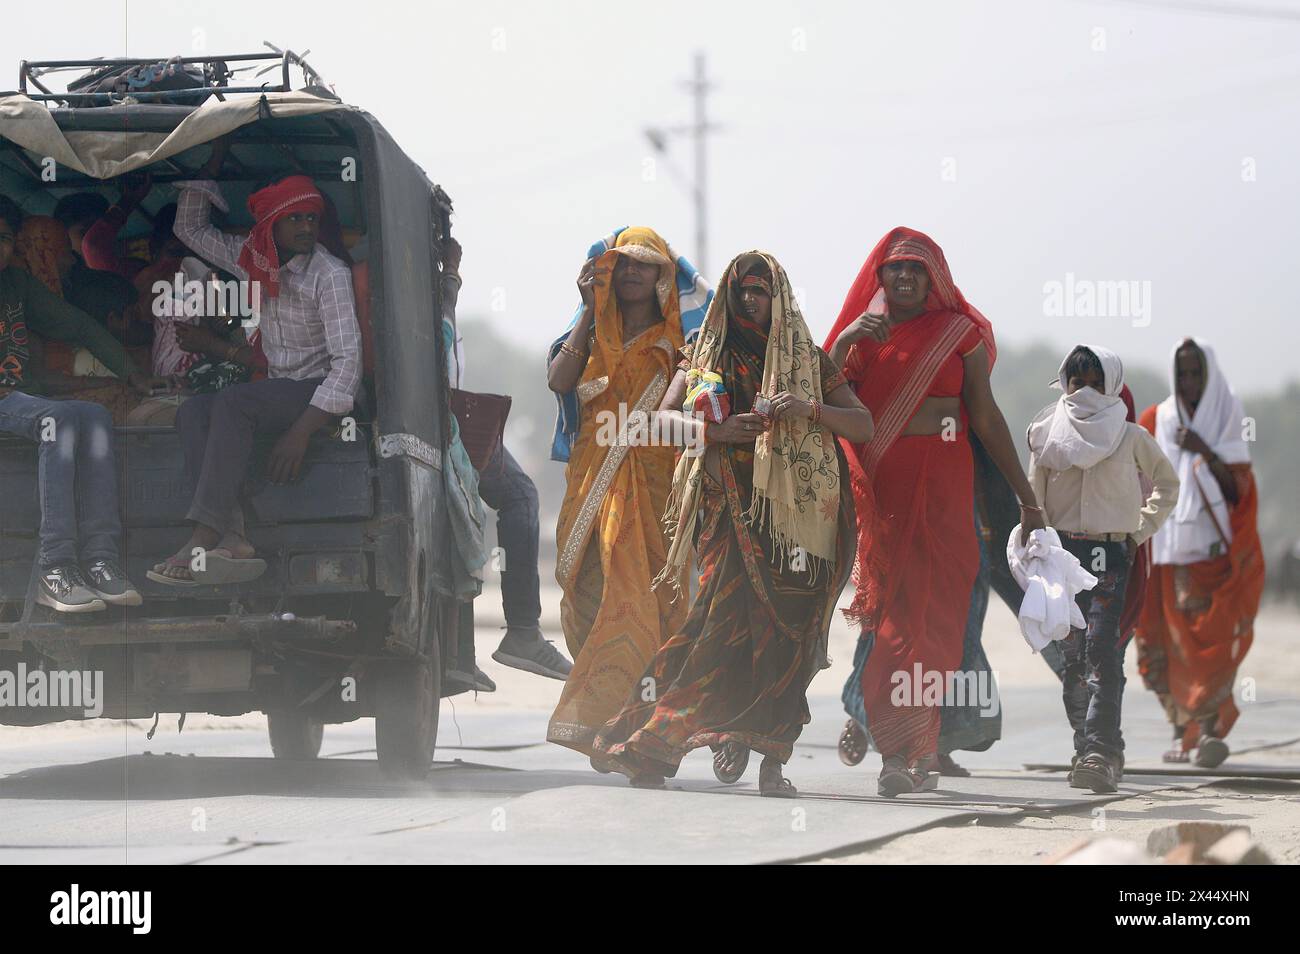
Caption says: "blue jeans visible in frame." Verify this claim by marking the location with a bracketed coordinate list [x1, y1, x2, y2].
[476, 444, 541, 630]
[0, 391, 121, 566]
[1059, 538, 1131, 762]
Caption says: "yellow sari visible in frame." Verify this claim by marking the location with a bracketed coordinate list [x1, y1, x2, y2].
[547, 228, 688, 755]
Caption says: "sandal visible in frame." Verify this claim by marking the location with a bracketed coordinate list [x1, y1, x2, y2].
[1194, 736, 1229, 769]
[937, 753, 971, 777]
[192, 546, 267, 584]
[713, 741, 750, 784]
[145, 551, 200, 588]
[1161, 748, 1190, 764]
[758, 757, 798, 798]
[629, 772, 666, 790]
[877, 756, 925, 798]
[838, 719, 869, 766]
[919, 752, 970, 778]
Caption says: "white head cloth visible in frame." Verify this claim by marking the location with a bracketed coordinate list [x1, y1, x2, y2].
[1029, 344, 1128, 472]
[1151, 338, 1248, 565]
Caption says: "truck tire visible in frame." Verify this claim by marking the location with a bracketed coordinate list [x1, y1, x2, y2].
[267, 709, 324, 759]
[374, 655, 439, 778]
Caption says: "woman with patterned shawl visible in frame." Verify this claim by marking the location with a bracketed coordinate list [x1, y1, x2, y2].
[591, 252, 871, 795]
[545, 227, 702, 762]
[825, 227, 1044, 796]
[1135, 339, 1264, 768]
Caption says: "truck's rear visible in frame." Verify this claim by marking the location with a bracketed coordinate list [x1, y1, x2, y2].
[0, 64, 468, 776]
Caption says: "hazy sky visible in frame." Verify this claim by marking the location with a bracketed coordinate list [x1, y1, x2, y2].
[4, 0, 1298, 393]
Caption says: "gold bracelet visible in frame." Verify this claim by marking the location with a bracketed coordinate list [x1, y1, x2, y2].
[559, 342, 586, 360]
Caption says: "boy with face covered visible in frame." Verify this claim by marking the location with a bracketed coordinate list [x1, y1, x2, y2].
[1026, 344, 1179, 792]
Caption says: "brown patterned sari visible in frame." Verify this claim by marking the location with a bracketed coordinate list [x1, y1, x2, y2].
[591, 304, 854, 776]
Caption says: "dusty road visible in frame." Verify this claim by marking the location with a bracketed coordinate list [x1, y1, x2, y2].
[1, 595, 1296, 864]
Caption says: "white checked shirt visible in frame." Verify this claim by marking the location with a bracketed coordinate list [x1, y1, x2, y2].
[174, 179, 362, 414]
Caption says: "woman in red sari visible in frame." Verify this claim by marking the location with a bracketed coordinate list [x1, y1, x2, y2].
[825, 227, 1043, 796]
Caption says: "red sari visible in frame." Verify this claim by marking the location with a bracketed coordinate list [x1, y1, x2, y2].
[826, 228, 996, 767]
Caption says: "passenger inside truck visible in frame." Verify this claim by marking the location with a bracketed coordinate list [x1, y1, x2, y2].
[0, 119, 381, 619]
[0, 128, 375, 428]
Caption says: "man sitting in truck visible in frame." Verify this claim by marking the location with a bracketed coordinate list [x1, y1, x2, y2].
[0, 194, 154, 611]
[149, 137, 362, 586]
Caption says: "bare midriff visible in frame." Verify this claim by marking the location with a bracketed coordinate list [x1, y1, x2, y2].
[901, 395, 963, 436]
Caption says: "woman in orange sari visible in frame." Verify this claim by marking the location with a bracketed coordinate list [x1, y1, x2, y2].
[1135, 339, 1264, 768]
[545, 227, 696, 763]
[825, 227, 1044, 796]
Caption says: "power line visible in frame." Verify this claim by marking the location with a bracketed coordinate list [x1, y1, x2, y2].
[644, 51, 722, 275]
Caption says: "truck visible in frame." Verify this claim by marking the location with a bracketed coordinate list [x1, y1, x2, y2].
[0, 50, 480, 777]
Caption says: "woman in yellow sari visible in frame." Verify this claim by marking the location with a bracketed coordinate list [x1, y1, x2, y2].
[545, 227, 703, 761]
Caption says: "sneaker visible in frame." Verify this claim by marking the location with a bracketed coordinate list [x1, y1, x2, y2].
[492, 627, 573, 680]
[37, 563, 106, 613]
[445, 665, 497, 694]
[1071, 753, 1118, 794]
[84, 558, 143, 607]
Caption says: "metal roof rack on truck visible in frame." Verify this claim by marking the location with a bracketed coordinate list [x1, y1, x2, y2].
[6, 45, 336, 106]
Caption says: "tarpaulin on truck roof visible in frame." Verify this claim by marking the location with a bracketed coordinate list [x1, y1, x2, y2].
[0, 91, 348, 179]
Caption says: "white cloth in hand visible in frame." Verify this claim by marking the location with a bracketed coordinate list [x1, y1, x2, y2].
[1006, 526, 1099, 653]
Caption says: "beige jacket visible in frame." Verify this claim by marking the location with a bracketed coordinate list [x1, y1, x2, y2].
[1028, 421, 1180, 545]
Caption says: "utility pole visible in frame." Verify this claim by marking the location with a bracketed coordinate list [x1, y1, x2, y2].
[645, 51, 720, 276]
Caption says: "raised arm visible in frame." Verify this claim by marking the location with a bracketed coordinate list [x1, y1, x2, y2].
[173, 138, 245, 276]
[547, 257, 604, 393]
[82, 174, 152, 276]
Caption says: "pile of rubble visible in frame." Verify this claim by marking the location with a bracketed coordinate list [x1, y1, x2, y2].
[1049, 822, 1275, 865]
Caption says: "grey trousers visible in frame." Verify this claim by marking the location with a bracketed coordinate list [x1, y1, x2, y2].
[176, 377, 322, 534]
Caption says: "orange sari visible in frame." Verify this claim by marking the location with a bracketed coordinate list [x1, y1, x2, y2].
[1135, 406, 1265, 751]
[547, 228, 688, 756]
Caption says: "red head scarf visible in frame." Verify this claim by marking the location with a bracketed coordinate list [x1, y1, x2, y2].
[237, 175, 325, 300]
[823, 226, 995, 366]
[826, 228, 997, 628]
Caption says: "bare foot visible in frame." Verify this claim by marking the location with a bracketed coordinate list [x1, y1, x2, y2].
[212, 532, 257, 560]
[151, 527, 221, 582]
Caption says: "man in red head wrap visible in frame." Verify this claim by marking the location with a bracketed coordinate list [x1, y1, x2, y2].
[150, 136, 362, 586]
[238, 173, 326, 302]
